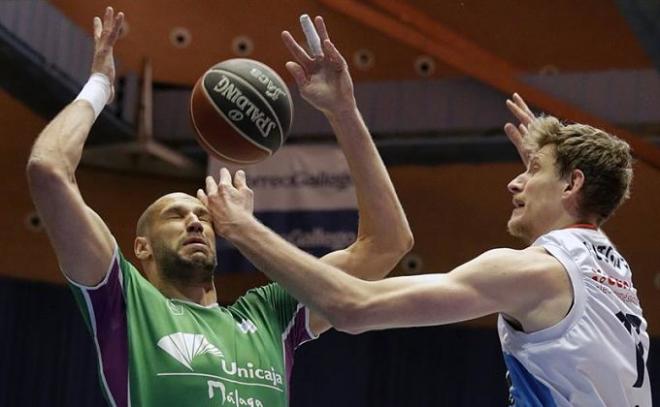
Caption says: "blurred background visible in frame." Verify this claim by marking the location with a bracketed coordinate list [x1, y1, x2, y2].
[0, 0, 658, 405]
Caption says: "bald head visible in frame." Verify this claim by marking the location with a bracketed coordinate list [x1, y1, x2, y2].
[136, 192, 202, 238]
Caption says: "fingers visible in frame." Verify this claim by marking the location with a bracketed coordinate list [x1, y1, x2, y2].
[197, 188, 209, 206]
[233, 170, 248, 189]
[504, 123, 530, 165]
[281, 31, 314, 67]
[314, 16, 330, 43]
[322, 39, 345, 71]
[506, 98, 533, 126]
[205, 175, 218, 196]
[108, 12, 124, 44]
[504, 123, 522, 143]
[206, 169, 246, 196]
[94, 7, 124, 46]
[103, 7, 113, 33]
[300, 14, 323, 57]
[285, 61, 308, 87]
[93, 17, 102, 41]
[219, 167, 233, 186]
[506, 93, 535, 126]
[512, 93, 534, 117]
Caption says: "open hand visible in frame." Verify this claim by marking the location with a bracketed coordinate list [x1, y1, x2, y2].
[504, 93, 536, 167]
[197, 168, 255, 237]
[281, 16, 356, 115]
[91, 7, 124, 99]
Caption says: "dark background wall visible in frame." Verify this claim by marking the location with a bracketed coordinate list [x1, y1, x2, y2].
[2, 87, 658, 405]
[0, 277, 658, 406]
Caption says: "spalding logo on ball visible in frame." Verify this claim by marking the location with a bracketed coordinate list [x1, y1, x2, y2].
[190, 58, 293, 164]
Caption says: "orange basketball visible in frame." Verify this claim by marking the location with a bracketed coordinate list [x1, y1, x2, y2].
[190, 59, 294, 164]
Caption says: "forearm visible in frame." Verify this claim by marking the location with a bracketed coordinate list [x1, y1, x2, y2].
[226, 216, 370, 328]
[325, 106, 413, 256]
[29, 71, 112, 179]
[226, 216, 488, 334]
[28, 101, 96, 179]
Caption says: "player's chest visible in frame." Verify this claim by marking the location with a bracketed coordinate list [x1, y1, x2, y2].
[129, 302, 287, 405]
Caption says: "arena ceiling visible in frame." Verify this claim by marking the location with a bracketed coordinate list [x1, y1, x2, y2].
[1, 0, 659, 169]
[49, 0, 653, 85]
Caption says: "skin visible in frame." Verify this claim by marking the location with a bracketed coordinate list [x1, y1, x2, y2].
[134, 193, 219, 305]
[27, 10, 413, 336]
[203, 93, 600, 335]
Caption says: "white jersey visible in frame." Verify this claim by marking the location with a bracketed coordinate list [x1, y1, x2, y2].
[498, 226, 651, 407]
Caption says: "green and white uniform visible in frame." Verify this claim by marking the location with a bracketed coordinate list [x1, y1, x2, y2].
[68, 244, 316, 407]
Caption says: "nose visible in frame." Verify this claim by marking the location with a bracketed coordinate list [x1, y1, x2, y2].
[507, 172, 525, 194]
[186, 214, 204, 234]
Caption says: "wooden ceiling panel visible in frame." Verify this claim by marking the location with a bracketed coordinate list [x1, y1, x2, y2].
[404, 0, 651, 72]
[51, 0, 653, 86]
[49, 0, 458, 85]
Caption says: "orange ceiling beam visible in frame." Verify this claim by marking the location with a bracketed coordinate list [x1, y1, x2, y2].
[319, 0, 660, 169]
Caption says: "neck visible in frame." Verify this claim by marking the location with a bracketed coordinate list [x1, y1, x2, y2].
[159, 280, 218, 306]
[142, 261, 218, 306]
[528, 214, 599, 243]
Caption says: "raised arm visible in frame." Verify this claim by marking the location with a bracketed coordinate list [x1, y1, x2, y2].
[201, 171, 570, 334]
[279, 16, 413, 333]
[282, 17, 413, 277]
[26, 7, 124, 286]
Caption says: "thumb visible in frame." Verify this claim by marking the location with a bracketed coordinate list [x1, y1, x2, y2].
[285, 61, 308, 88]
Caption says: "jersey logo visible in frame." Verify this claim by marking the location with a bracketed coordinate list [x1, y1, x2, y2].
[167, 300, 185, 316]
[155, 332, 286, 397]
[157, 333, 224, 370]
[237, 319, 258, 334]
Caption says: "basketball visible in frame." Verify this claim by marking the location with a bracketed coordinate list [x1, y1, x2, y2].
[190, 58, 293, 164]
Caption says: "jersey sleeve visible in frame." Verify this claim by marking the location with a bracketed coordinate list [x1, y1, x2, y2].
[65, 243, 138, 407]
[239, 283, 318, 347]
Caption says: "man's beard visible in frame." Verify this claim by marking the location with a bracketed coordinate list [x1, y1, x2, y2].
[153, 241, 217, 285]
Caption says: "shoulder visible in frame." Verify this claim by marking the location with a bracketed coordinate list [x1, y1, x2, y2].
[465, 247, 568, 313]
[473, 247, 562, 277]
[235, 283, 295, 310]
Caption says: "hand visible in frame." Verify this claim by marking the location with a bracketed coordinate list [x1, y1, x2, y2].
[281, 16, 356, 115]
[197, 168, 255, 237]
[504, 93, 536, 167]
[91, 7, 124, 99]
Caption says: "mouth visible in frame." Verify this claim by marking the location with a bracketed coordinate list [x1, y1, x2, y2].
[182, 236, 208, 248]
[512, 198, 525, 211]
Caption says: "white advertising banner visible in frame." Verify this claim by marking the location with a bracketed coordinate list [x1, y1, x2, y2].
[208, 144, 359, 273]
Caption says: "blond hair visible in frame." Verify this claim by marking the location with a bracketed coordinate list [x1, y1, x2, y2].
[525, 116, 633, 224]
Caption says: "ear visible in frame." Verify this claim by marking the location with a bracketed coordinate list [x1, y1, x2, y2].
[563, 169, 585, 196]
[134, 236, 152, 260]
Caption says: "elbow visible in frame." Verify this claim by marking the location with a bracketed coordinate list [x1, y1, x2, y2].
[388, 220, 415, 259]
[26, 156, 67, 186]
[399, 227, 415, 255]
[326, 297, 373, 335]
[336, 322, 370, 335]
[384, 227, 415, 265]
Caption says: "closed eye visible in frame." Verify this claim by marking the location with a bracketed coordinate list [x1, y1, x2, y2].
[526, 158, 540, 174]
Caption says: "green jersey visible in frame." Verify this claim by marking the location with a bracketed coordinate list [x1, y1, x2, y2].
[68, 245, 316, 406]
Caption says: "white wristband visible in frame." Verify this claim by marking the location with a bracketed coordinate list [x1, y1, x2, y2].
[75, 73, 112, 119]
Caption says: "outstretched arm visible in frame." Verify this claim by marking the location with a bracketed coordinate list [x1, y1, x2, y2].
[202, 170, 567, 334]
[26, 7, 124, 285]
